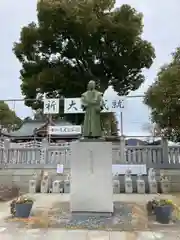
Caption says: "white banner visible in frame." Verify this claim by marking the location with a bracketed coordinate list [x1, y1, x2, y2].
[43, 98, 59, 114]
[64, 97, 125, 114]
[48, 125, 81, 135]
[112, 164, 147, 175]
[57, 164, 64, 174]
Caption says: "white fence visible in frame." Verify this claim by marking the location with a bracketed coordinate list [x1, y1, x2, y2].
[0, 139, 179, 169]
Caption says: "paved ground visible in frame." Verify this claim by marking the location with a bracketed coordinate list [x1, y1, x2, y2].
[24, 193, 178, 204]
[0, 228, 179, 239]
[0, 193, 180, 239]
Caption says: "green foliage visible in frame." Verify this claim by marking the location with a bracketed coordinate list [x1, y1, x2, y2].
[144, 47, 180, 142]
[14, 0, 155, 107]
[0, 101, 22, 131]
[13, 0, 155, 135]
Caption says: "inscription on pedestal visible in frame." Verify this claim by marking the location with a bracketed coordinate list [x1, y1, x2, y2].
[89, 150, 94, 174]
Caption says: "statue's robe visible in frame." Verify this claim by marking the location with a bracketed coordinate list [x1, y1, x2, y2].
[81, 90, 103, 138]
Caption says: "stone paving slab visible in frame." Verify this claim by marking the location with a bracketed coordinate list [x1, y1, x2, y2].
[0, 228, 179, 239]
[0, 193, 180, 238]
[25, 193, 177, 205]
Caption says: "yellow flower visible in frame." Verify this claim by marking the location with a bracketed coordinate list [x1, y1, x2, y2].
[166, 200, 173, 204]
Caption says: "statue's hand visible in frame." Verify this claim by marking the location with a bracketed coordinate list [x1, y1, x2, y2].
[95, 106, 102, 113]
[81, 105, 86, 111]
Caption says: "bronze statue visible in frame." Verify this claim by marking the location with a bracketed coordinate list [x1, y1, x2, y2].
[81, 80, 104, 138]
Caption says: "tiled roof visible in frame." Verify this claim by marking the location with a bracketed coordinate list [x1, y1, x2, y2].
[6, 120, 74, 137]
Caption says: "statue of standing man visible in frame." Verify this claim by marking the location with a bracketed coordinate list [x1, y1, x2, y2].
[81, 80, 104, 138]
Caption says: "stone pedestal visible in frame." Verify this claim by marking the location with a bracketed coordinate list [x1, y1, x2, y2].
[29, 179, 37, 193]
[148, 168, 157, 193]
[40, 175, 51, 193]
[125, 170, 133, 193]
[125, 178, 133, 193]
[52, 180, 61, 193]
[148, 180, 157, 193]
[64, 180, 70, 193]
[160, 176, 170, 193]
[60, 181, 64, 193]
[137, 175, 145, 194]
[113, 180, 120, 194]
[70, 141, 113, 214]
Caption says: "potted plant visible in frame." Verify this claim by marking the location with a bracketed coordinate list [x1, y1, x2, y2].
[10, 196, 34, 218]
[147, 199, 173, 224]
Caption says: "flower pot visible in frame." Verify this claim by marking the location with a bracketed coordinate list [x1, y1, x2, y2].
[155, 205, 172, 224]
[15, 203, 33, 218]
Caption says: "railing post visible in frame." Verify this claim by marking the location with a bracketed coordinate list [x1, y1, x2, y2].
[120, 136, 126, 163]
[161, 137, 169, 165]
[40, 138, 49, 164]
[3, 138, 10, 167]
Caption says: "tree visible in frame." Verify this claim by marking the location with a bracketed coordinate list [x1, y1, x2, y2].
[13, 0, 155, 134]
[142, 122, 161, 143]
[144, 47, 180, 142]
[0, 101, 22, 131]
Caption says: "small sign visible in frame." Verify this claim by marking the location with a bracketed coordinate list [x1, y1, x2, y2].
[64, 97, 125, 113]
[57, 164, 64, 174]
[43, 98, 59, 114]
[48, 125, 81, 135]
[112, 164, 147, 175]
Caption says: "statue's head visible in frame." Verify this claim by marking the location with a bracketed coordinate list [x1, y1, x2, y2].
[87, 80, 95, 90]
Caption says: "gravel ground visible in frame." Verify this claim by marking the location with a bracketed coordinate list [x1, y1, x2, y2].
[3, 201, 180, 231]
[49, 202, 133, 231]
[4, 202, 136, 231]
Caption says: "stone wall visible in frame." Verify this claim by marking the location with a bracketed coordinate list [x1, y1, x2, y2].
[160, 169, 180, 192]
[0, 168, 179, 193]
[0, 168, 70, 193]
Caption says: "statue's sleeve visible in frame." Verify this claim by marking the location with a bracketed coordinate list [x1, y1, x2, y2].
[81, 93, 87, 110]
[81, 94, 86, 105]
[99, 93, 104, 109]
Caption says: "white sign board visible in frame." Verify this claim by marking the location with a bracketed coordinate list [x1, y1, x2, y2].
[57, 164, 64, 174]
[48, 125, 81, 135]
[43, 98, 59, 114]
[112, 164, 147, 175]
[64, 97, 125, 114]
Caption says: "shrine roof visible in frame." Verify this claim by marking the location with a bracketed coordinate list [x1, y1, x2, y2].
[3, 119, 74, 137]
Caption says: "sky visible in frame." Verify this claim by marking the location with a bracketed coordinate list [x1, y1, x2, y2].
[0, 0, 179, 136]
